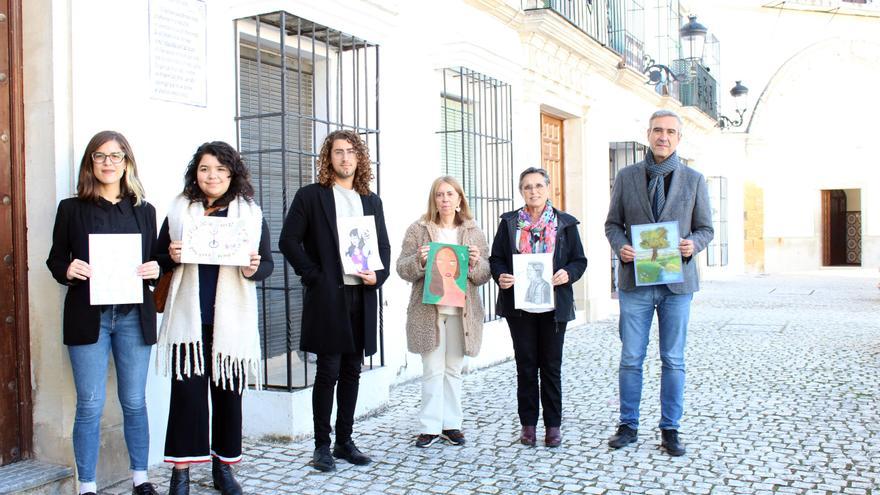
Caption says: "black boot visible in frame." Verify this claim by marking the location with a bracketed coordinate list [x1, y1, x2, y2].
[168, 467, 189, 495]
[212, 458, 243, 495]
[660, 429, 686, 457]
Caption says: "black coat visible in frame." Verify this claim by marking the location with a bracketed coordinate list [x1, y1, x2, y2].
[489, 208, 587, 322]
[278, 183, 391, 356]
[46, 197, 159, 346]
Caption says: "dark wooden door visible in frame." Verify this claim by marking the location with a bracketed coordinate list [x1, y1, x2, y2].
[540, 114, 565, 210]
[829, 190, 847, 265]
[0, 0, 30, 466]
[821, 189, 847, 267]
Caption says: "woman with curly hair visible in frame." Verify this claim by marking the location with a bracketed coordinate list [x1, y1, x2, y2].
[279, 129, 391, 472]
[156, 141, 273, 494]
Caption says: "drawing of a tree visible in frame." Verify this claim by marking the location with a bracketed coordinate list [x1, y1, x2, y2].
[639, 227, 669, 262]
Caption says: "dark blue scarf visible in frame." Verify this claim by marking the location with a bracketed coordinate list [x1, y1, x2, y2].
[645, 150, 680, 219]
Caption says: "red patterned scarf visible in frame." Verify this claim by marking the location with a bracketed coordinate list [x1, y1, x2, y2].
[516, 203, 557, 254]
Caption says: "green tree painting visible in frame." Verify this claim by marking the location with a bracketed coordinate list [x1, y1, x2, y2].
[639, 226, 669, 262]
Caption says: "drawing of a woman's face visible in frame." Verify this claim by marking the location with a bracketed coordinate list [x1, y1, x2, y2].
[436, 247, 458, 279]
[349, 230, 359, 246]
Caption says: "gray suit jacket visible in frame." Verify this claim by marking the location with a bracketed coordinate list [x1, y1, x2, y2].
[605, 161, 714, 294]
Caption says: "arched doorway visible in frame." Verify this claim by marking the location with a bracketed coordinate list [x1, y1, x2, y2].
[744, 38, 878, 272]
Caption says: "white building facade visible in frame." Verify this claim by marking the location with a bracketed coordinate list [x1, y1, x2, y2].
[10, 0, 733, 489]
[692, 0, 880, 273]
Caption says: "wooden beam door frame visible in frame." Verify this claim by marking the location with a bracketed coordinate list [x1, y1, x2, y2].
[821, 190, 830, 266]
[0, 0, 32, 464]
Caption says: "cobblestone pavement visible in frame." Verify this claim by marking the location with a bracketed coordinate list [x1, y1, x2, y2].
[108, 271, 880, 494]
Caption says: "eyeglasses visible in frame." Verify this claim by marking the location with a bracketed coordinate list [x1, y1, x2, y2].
[522, 183, 546, 192]
[92, 151, 126, 165]
[332, 149, 358, 158]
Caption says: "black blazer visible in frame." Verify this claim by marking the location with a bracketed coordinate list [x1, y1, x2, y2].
[489, 208, 588, 322]
[46, 197, 159, 346]
[278, 183, 391, 356]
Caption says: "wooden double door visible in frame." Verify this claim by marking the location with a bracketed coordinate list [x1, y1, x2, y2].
[540, 113, 565, 210]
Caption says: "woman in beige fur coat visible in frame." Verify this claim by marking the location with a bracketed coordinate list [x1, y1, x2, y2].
[397, 176, 491, 448]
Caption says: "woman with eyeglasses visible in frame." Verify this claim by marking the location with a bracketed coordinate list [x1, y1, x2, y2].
[155, 141, 273, 495]
[46, 131, 160, 495]
[397, 176, 491, 448]
[489, 167, 587, 448]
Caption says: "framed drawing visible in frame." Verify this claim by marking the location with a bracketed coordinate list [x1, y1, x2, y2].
[422, 242, 468, 308]
[513, 252, 554, 311]
[631, 221, 684, 286]
[180, 216, 252, 266]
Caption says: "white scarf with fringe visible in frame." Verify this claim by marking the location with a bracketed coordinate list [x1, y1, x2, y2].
[157, 194, 263, 392]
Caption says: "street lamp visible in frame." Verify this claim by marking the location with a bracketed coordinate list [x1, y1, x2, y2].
[717, 80, 750, 129]
[644, 14, 710, 94]
[679, 14, 708, 62]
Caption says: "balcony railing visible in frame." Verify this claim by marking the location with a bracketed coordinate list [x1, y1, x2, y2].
[776, 0, 875, 8]
[524, 1, 719, 119]
[523, 0, 611, 46]
[672, 58, 718, 119]
[608, 0, 645, 71]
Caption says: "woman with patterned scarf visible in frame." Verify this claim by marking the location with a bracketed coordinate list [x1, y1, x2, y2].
[155, 141, 273, 495]
[489, 167, 587, 448]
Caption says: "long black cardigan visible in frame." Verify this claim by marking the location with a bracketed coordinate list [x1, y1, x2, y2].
[278, 183, 391, 357]
[46, 197, 159, 346]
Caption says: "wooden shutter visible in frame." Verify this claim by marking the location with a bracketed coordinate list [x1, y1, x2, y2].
[239, 46, 314, 369]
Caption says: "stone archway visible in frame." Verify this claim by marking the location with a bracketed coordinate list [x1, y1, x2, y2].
[743, 37, 880, 272]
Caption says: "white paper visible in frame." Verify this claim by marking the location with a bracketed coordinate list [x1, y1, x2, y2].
[513, 253, 555, 311]
[89, 234, 144, 305]
[336, 215, 385, 274]
[149, 0, 207, 107]
[180, 216, 252, 266]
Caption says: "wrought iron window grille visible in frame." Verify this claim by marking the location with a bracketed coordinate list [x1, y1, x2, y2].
[235, 11, 381, 391]
[438, 67, 514, 322]
[706, 176, 728, 267]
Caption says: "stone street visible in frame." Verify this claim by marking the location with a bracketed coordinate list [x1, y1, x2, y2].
[108, 271, 880, 494]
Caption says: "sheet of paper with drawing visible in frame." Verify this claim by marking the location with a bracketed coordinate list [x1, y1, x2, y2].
[513, 252, 554, 311]
[336, 215, 385, 274]
[89, 234, 143, 305]
[631, 221, 684, 286]
[180, 216, 252, 266]
[421, 242, 468, 308]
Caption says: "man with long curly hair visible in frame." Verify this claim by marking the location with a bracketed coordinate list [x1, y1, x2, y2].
[279, 129, 391, 472]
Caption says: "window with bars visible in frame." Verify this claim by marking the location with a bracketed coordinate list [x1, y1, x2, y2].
[235, 11, 380, 390]
[608, 141, 647, 293]
[438, 67, 514, 321]
[705, 176, 728, 267]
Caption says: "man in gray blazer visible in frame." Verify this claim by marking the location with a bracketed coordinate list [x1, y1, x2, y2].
[604, 109, 714, 456]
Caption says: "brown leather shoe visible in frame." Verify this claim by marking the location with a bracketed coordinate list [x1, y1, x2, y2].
[545, 426, 562, 448]
[520, 425, 536, 446]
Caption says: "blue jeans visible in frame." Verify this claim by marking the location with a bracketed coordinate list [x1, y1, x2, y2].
[618, 285, 692, 430]
[67, 307, 151, 482]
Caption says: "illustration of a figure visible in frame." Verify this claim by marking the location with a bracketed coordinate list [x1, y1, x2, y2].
[346, 228, 371, 271]
[524, 261, 552, 305]
[429, 246, 466, 307]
